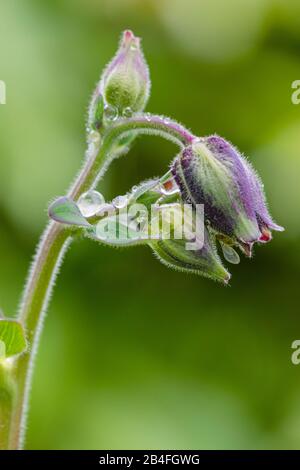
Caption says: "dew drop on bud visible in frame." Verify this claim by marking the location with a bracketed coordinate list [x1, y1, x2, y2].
[220, 242, 240, 265]
[104, 104, 119, 122]
[78, 190, 105, 217]
[122, 107, 133, 118]
[112, 195, 129, 209]
[145, 113, 151, 122]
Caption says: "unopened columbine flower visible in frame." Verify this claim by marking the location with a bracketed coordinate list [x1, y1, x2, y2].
[100, 30, 150, 115]
[172, 135, 284, 255]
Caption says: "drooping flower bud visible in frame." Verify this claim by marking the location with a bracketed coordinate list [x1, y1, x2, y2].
[100, 30, 150, 115]
[172, 135, 284, 252]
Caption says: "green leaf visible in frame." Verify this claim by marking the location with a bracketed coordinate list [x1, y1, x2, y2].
[0, 320, 27, 359]
[89, 212, 153, 247]
[48, 197, 90, 227]
[87, 201, 185, 248]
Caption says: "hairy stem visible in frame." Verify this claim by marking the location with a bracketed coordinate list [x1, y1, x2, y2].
[0, 113, 192, 449]
[107, 114, 195, 147]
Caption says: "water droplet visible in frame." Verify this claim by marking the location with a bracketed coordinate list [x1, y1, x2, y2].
[112, 195, 128, 209]
[104, 104, 118, 122]
[220, 242, 240, 265]
[164, 118, 170, 125]
[78, 190, 105, 217]
[132, 185, 138, 193]
[96, 203, 115, 218]
[87, 130, 101, 144]
[122, 107, 133, 118]
[145, 113, 151, 122]
[160, 179, 180, 196]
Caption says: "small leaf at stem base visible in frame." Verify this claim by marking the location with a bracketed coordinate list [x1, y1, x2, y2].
[48, 197, 91, 227]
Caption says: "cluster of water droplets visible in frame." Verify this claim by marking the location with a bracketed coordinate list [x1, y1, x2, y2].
[103, 104, 134, 123]
[86, 129, 102, 157]
[78, 187, 134, 220]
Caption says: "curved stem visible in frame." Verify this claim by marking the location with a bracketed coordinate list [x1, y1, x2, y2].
[1, 112, 192, 449]
[107, 114, 195, 147]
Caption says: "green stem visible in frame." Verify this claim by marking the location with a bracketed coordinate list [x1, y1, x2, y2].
[0, 113, 192, 449]
[107, 114, 194, 148]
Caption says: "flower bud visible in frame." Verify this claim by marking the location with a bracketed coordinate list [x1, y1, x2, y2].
[100, 30, 150, 114]
[172, 135, 284, 251]
[152, 227, 230, 284]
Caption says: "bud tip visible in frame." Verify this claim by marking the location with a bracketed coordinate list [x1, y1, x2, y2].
[122, 30, 139, 45]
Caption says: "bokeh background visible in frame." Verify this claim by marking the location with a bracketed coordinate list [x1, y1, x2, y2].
[0, 0, 300, 450]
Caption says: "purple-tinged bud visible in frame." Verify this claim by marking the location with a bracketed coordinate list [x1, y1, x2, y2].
[172, 135, 284, 251]
[100, 30, 150, 115]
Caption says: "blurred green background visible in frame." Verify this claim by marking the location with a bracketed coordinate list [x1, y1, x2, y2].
[0, 0, 300, 450]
